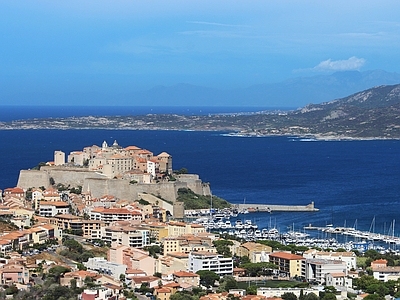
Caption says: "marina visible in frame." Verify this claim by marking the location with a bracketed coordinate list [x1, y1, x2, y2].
[188, 209, 400, 254]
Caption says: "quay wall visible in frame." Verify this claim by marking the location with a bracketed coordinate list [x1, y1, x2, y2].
[236, 202, 318, 212]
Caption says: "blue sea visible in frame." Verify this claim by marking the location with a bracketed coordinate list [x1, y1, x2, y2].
[0, 106, 399, 237]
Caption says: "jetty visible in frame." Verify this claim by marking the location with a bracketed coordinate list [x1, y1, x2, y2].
[236, 201, 319, 212]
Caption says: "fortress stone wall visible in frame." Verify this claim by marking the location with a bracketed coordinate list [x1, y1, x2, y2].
[17, 168, 106, 190]
[17, 170, 51, 189]
[17, 167, 209, 203]
[82, 178, 178, 202]
[175, 174, 211, 196]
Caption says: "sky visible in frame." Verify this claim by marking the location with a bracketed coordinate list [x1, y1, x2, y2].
[1, 1, 400, 106]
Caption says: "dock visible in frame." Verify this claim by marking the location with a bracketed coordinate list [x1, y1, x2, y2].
[236, 201, 319, 212]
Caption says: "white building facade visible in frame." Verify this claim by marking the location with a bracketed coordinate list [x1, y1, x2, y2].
[188, 252, 233, 276]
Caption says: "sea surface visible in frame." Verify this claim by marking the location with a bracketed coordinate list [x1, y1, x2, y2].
[0, 106, 399, 237]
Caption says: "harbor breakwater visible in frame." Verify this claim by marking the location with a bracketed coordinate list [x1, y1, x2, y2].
[236, 201, 319, 212]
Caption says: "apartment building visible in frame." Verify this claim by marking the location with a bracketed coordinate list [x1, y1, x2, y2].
[371, 259, 400, 282]
[326, 272, 352, 288]
[236, 242, 272, 263]
[173, 271, 199, 286]
[303, 249, 357, 271]
[108, 244, 155, 276]
[140, 222, 169, 242]
[45, 214, 102, 239]
[304, 259, 347, 284]
[156, 252, 189, 275]
[89, 207, 143, 225]
[268, 252, 304, 278]
[0, 264, 29, 285]
[188, 251, 233, 276]
[38, 201, 69, 217]
[101, 224, 150, 248]
[162, 235, 215, 255]
[3, 187, 25, 198]
[167, 222, 206, 237]
[84, 257, 127, 280]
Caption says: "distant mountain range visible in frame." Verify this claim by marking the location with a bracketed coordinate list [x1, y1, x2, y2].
[253, 83, 400, 139]
[124, 69, 400, 107]
[1, 82, 400, 139]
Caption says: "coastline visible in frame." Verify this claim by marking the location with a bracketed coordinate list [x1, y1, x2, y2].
[0, 125, 397, 141]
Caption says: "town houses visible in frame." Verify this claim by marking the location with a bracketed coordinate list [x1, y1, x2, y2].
[0, 141, 387, 300]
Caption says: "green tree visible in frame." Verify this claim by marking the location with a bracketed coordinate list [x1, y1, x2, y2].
[144, 245, 161, 258]
[63, 239, 83, 253]
[304, 293, 319, 300]
[324, 286, 337, 294]
[70, 278, 77, 290]
[239, 256, 251, 264]
[217, 275, 238, 292]
[364, 294, 385, 300]
[282, 292, 297, 300]
[321, 293, 337, 300]
[170, 291, 198, 300]
[246, 285, 257, 295]
[299, 289, 305, 300]
[5, 284, 18, 295]
[79, 251, 94, 262]
[175, 168, 188, 174]
[196, 270, 220, 287]
[84, 276, 96, 289]
[213, 240, 234, 257]
[354, 275, 381, 290]
[47, 266, 71, 283]
[77, 263, 87, 271]
[240, 262, 278, 277]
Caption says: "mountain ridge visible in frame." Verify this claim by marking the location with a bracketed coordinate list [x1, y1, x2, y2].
[1, 83, 400, 140]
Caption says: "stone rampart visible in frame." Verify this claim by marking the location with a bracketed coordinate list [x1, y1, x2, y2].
[82, 178, 182, 202]
[17, 168, 106, 190]
[17, 170, 51, 189]
[18, 167, 210, 203]
[138, 193, 173, 212]
[175, 174, 206, 195]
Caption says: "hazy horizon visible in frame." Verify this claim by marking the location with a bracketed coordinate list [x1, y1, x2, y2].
[2, 1, 400, 106]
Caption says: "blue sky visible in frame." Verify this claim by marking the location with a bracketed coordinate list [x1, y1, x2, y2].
[1, 1, 400, 105]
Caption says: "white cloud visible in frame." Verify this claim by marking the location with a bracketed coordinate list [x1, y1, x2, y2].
[313, 56, 366, 71]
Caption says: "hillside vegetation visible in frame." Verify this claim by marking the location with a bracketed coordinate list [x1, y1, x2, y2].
[2, 83, 400, 139]
[177, 188, 231, 210]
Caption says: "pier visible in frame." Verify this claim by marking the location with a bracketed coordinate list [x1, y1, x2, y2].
[236, 201, 319, 212]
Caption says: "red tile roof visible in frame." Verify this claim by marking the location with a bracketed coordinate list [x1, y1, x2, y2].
[173, 271, 199, 277]
[269, 252, 304, 260]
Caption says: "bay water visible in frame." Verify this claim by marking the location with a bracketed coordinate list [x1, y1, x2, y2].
[0, 106, 399, 237]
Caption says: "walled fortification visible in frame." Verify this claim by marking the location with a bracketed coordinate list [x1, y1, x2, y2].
[175, 174, 211, 196]
[17, 170, 51, 189]
[17, 167, 209, 203]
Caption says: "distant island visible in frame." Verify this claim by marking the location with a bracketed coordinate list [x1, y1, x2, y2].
[1, 84, 399, 140]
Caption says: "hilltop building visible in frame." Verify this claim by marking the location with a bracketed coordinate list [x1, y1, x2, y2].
[54, 151, 65, 166]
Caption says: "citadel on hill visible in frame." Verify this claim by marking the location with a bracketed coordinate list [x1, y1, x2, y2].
[17, 140, 212, 218]
[56, 140, 173, 181]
